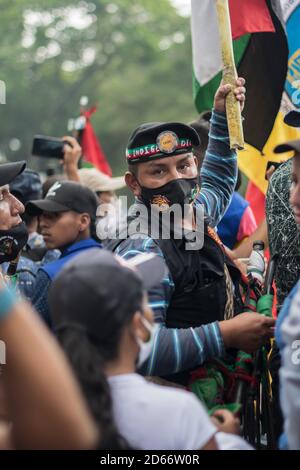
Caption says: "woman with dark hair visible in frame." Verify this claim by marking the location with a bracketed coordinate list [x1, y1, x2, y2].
[56, 327, 127, 450]
[49, 249, 251, 450]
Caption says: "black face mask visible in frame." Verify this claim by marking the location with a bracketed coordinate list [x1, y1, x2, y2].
[0, 222, 28, 263]
[140, 177, 200, 210]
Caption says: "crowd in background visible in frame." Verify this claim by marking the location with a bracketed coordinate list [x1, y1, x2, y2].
[0, 78, 300, 451]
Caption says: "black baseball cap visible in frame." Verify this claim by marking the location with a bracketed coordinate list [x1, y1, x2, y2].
[126, 122, 200, 164]
[26, 180, 98, 218]
[284, 110, 300, 128]
[0, 161, 26, 187]
[49, 249, 167, 341]
[10, 169, 42, 204]
[274, 139, 300, 155]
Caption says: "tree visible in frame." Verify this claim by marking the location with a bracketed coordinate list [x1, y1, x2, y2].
[0, 0, 195, 176]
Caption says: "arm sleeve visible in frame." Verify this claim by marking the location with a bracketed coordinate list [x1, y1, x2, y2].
[116, 237, 225, 376]
[176, 393, 217, 450]
[280, 282, 300, 450]
[32, 269, 52, 327]
[197, 110, 237, 227]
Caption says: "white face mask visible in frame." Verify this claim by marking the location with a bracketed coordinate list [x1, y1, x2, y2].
[136, 317, 159, 369]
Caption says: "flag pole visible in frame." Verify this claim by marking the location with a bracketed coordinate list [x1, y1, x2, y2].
[215, 0, 244, 150]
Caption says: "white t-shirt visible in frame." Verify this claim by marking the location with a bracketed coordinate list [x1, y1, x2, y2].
[108, 373, 249, 450]
[108, 373, 215, 450]
[215, 432, 253, 450]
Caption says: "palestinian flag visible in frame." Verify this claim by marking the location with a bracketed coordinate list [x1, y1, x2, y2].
[192, 0, 288, 151]
[191, 0, 300, 223]
[243, 0, 300, 223]
[81, 106, 112, 176]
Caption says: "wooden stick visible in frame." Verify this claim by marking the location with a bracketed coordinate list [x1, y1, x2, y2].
[215, 0, 244, 150]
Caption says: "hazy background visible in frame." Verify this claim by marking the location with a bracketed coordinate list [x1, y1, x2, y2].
[0, 0, 198, 177]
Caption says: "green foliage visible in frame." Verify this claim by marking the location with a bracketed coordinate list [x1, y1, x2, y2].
[0, 0, 195, 175]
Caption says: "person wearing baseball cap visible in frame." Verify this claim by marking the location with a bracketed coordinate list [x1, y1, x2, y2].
[262, 109, 300, 449]
[108, 79, 275, 386]
[269, 135, 300, 450]
[272, 137, 300, 226]
[26, 180, 102, 327]
[266, 120, 300, 305]
[9, 169, 60, 264]
[58, 134, 126, 243]
[49, 249, 250, 450]
[1, 169, 44, 298]
[0, 161, 26, 187]
[0, 161, 29, 267]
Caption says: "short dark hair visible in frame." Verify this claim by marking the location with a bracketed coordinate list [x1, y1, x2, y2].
[189, 111, 211, 167]
[127, 163, 139, 177]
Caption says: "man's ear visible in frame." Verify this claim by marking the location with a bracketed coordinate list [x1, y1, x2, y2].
[125, 171, 141, 197]
[193, 154, 200, 170]
[79, 213, 91, 232]
[193, 151, 202, 169]
[131, 311, 149, 342]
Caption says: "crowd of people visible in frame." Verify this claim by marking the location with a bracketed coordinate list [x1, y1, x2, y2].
[0, 76, 300, 451]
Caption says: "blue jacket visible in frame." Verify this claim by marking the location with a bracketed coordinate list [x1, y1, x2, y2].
[217, 192, 249, 249]
[2, 256, 38, 300]
[1, 234, 60, 300]
[32, 238, 102, 326]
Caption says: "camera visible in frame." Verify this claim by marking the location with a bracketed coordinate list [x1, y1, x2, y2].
[32, 136, 68, 159]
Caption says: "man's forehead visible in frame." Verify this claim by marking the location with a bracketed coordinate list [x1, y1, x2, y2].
[142, 152, 194, 168]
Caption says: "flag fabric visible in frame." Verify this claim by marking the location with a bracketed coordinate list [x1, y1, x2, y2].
[192, 0, 274, 88]
[81, 107, 112, 177]
[191, 0, 288, 152]
[229, 0, 275, 40]
[245, 181, 266, 225]
[240, 0, 300, 195]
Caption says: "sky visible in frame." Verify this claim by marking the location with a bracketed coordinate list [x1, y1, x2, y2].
[170, 0, 191, 17]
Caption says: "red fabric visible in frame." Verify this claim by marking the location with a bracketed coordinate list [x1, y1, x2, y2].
[245, 181, 266, 225]
[237, 205, 257, 243]
[229, 0, 275, 40]
[81, 107, 112, 176]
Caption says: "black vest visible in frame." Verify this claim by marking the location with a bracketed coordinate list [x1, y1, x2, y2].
[108, 206, 243, 328]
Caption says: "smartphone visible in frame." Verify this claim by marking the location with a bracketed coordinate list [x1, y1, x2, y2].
[32, 135, 65, 159]
[265, 160, 283, 180]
